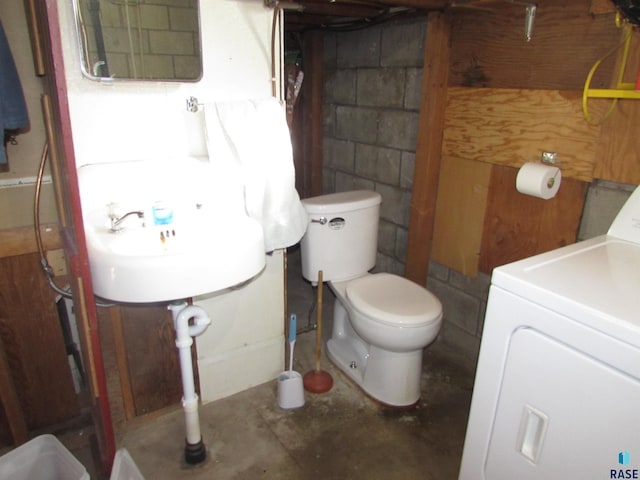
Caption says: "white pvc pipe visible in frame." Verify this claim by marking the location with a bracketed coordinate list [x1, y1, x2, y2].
[168, 302, 212, 452]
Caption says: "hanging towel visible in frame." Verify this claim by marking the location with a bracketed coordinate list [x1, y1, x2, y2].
[204, 98, 308, 252]
[0, 20, 29, 165]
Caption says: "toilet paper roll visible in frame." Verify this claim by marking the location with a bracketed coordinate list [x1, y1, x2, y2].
[516, 162, 562, 200]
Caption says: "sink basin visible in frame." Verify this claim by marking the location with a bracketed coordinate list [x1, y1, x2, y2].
[78, 158, 266, 303]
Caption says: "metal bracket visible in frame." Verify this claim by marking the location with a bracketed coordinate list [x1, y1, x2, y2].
[186, 96, 201, 113]
[540, 151, 558, 165]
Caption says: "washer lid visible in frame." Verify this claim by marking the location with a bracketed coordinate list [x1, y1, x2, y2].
[346, 273, 442, 326]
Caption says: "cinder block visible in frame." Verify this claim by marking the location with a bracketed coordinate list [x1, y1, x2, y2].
[381, 20, 425, 67]
[337, 28, 381, 68]
[377, 109, 418, 151]
[325, 69, 357, 105]
[377, 183, 411, 227]
[427, 277, 481, 336]
[375, 253, 405, 276]
[335, 106, 379, 144]
[395, 226, 408, 263]
[404, 68, 423, 110]
[335, 171, 374, 192]
[323, 104, 336, 136]
[400, 151, 415, 189]
[377, 220, 397, 257]
[449, 269, 491, 300]
[355, 144, 401, 185]
[324, 33, 337, 69]
[437, 322, 481, 368]
[324, 138, 355, 172]
[428, 261, 450, 283]
[357, 68, 406, 108]
[578, 180, 634, 240]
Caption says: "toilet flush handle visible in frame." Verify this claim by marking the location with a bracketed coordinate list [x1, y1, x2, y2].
[311, 217, 327, 225]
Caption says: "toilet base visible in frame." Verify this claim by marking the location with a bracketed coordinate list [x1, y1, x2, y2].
[326, 321, 423, 407]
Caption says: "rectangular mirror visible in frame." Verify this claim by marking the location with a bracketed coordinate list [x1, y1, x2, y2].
[74, 0, 202, 81]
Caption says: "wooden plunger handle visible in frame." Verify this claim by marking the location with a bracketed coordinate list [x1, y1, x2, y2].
[315, 270, 323, 372]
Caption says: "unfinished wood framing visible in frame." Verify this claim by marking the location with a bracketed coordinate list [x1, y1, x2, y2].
[405, 11, 452, 286]
[0, 224, 61, 259]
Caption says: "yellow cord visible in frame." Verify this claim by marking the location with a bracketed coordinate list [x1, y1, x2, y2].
[582, 19, 632, 125]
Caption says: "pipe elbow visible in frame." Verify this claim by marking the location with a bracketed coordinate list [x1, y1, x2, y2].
[175, 305, 211, 339]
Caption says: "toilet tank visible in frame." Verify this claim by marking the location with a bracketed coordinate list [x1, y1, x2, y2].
[300, 190, 382, 283]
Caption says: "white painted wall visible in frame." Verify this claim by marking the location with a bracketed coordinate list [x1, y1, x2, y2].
[0, 1, 57, 228]
[194, 250, 285, 403]
[55, 0, 286, 404]
[57, 0, 282, 165]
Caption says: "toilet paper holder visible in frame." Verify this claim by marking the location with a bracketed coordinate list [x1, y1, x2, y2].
[540, 151, 558, 165]
[539, 152, 560, 189]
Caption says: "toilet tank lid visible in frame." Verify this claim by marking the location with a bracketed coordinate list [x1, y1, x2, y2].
[302, 190, 381, 215]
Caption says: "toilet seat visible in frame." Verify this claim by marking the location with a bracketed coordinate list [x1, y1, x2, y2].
[346, 273, 442, 327]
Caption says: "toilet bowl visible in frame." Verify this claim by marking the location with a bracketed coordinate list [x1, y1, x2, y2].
[300, 190, 443, 406]
[327, 273, 442, 406]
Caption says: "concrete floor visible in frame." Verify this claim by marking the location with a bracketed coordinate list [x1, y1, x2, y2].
[68, 247, 475, 479]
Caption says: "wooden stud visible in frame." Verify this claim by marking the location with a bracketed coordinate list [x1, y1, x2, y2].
[405, 11, 452, 285]
[0, 333, 28, 446]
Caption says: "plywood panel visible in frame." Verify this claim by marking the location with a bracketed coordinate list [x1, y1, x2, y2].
[97, 304, 187, 426]
[432, 156, 492, 277]
[121, 306, 184, 417]
[0, 253, 78, 429]
[450, 1, 619, 90]
[479, 165, 588, 273]
[443, 87, 603, 182]
[0, 333, 28, 446]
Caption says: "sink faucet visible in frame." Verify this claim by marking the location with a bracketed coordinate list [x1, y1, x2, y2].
[110, 211, 145, 232]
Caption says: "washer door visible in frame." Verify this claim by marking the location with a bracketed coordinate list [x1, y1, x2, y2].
[485, 328, 640, 479]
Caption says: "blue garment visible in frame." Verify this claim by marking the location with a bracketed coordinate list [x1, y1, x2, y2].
[0, 20, 29, 165]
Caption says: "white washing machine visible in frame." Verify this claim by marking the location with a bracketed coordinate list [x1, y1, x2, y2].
[459, 186, 640, 480]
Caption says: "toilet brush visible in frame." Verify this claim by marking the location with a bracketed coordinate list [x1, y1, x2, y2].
[303, 270, 333, 393]
[288, 314, 297, 377]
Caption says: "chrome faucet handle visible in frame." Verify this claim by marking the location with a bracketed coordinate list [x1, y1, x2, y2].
[110, 210, 145, 232]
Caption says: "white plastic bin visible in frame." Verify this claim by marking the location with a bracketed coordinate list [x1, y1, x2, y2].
[110, 448, 145, 480]
[0, 434, 89, 480]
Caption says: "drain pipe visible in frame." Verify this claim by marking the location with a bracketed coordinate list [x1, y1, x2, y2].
[168, 301, 211, 465]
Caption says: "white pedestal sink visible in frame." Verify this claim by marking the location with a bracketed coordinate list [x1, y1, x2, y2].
[77, 157, 266, 464]
[78, 157, 266, 303]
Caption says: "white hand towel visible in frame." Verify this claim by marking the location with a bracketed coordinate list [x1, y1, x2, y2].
[204, 98, 308, 252]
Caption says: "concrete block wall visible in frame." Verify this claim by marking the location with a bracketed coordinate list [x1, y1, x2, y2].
[321, 17, 637, 368]
[323, 18, 426, 276]
[425, 180, 636, 367]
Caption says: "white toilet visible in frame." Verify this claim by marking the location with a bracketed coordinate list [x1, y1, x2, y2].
[300, 190, 443, 406]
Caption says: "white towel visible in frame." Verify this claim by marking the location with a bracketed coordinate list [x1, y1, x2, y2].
[204, 98, 308, 252]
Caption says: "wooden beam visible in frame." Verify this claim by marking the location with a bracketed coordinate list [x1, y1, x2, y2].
[283, 1, 386, 17]
[0, 334, 28, 446]
[296, 0, 448, 9]
[0, 224, 62, 259]
[109, 307, 136, 422]
[368, 0, 448, 7]
[405, 11, 451, 285]
[304, 30, 324, 196]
